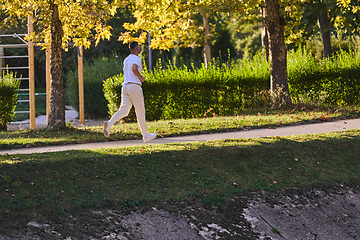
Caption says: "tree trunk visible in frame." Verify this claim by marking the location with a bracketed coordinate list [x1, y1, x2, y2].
[261, 7, 269, 61]
[202, 13, 211, 69]
[47, 1, 65, 130]
[263, 0, 292, 107]
[261, 24, 269, 61]
[317, 11, 331, 58]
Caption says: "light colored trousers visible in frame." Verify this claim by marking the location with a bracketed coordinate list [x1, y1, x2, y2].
[110, 84, 148, 135]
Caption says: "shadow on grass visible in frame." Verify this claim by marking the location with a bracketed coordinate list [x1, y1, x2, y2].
[1, 130, 359, 218]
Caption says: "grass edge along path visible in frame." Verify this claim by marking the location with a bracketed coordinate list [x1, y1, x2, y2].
[1, 105, 360, 150]
[1, 129, 360, 217]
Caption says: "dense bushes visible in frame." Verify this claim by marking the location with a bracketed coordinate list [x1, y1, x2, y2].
[104, 54, 270, 121]
[0, 71, 20, 130]
[104, 49, 360, 122]
[65, 55, 123, 119]
[288, 48, 360, 105]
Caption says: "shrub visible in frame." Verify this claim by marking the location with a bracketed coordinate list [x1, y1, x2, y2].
[0, 71, 20, 130]
[103, 54, 270, 121]
[103, 73, 129, 118]
[65, 55, 124, 119]
[288, 48, 360, 105]
[104, 49, 360, 122]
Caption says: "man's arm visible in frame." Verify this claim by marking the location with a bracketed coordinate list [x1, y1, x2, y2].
[132, 64, 145, 82]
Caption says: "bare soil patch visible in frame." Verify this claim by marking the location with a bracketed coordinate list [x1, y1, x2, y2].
[1, 184, 360, 239]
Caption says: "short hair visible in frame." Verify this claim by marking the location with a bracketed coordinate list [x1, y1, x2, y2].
[129, 42, 139, 50]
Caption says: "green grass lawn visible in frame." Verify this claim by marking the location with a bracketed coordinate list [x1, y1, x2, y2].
[1, 130, 360, 218]
[1, 104, 359, 150]
[0, 105, 360, 219]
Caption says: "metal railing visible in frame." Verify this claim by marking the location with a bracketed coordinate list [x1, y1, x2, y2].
[0, 33, 30, 114]
[16, 92, 46, 107]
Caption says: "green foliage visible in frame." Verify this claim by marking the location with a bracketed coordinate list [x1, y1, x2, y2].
[288, 48, 360, 105]
[104, 48, 360, 121]
[102, 72, 129, 120]
[303, 33, 360, 60]
[336, 0, 360, 34]
[103, 54, 271, 121]
[1, 0, 123, 49]
[1, 130, 360, 216]
[65, 55, 123, 119]
[0, 71, 20, 130]
[227, 17, 262, 59]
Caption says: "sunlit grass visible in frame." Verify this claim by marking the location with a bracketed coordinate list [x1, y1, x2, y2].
[1, 104, 359, 150]
[1, 130, 360, 216]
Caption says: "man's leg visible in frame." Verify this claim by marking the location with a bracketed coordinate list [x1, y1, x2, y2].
[110, 86, 133, 124]
[127, 84, 156, 143]
[127, 84, 147, 135]
[103, 85, 132, 137]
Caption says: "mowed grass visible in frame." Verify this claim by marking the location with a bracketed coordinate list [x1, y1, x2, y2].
[1, 105, 359, 150]
[1, 129, 360, 217]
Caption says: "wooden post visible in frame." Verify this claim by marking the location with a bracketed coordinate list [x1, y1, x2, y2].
[77, 46, 84, 125]
[46, 48, 51, 124]
[28, 15, 36, 129]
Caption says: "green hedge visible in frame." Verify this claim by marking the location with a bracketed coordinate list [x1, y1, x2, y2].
[104, 49, 360, 121]
[104, 54, 270, 121]
[288, 48, 360, 105]
[65, 55, 124, 119]
[0, 71, 20, 130]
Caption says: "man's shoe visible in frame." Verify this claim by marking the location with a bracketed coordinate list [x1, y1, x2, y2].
[103, 121, 111, 137]
[143, 132, 157, 143]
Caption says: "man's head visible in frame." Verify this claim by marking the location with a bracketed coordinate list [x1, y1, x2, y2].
[129, 42, 140, 55]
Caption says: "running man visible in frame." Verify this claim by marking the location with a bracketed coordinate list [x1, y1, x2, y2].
[103, 42, 156, 143]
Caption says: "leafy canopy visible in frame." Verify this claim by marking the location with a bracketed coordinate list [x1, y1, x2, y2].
[120, 0, 253, 50]
[0, 0, 126, 49]
[120, 0, 313, 50]
[336, 0, 360, 33]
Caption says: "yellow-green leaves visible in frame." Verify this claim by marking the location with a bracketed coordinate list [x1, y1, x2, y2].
[120, 0, 190, 49]
[120, 0, 249, 50]
[336, 0, 360, 33]
[337, 0, 359, 12]
[0, 0, 124, 49]
[120, 0, 316, 50]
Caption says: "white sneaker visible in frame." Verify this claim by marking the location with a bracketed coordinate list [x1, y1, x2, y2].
[103, 121, 111, 137]
[143, 132, 157, 143]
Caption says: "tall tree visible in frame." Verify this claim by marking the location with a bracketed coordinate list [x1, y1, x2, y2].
[261, 7, 269, 61]
[250, 0, 307, 106]
[1, 0, 123, 129]
[202, 12, 211, 67]
[297, 0, 338, 58]
[317, 0, 332, 58]
[49, 1, 65, 129]
[263, 0, 292, 107]
[244, 0, 304, 106]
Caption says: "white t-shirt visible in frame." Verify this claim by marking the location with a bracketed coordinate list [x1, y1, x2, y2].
[122, 54, 142, 86]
